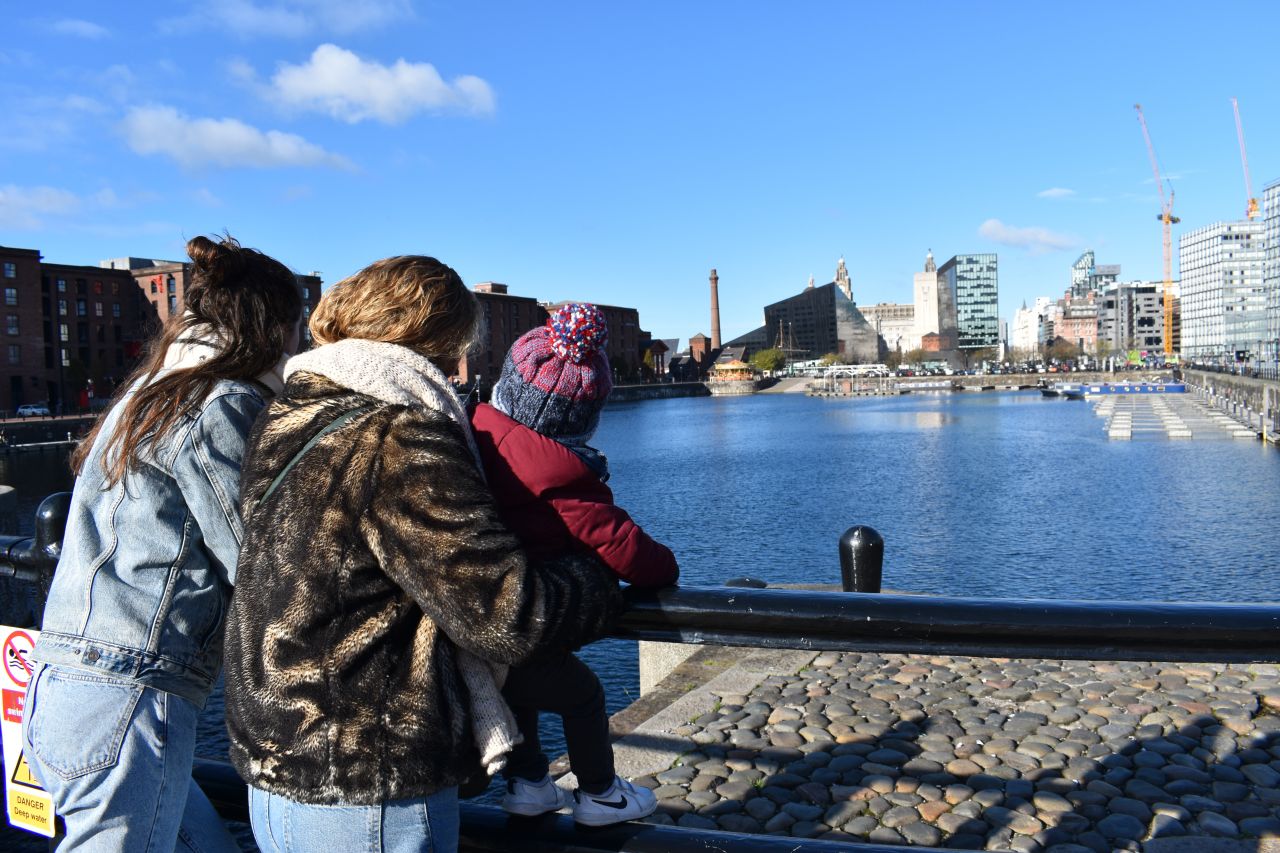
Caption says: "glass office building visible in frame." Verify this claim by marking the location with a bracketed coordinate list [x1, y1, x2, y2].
[1178, 220, 1265, 361]
[1265, 180, 1280, 366]
[938, 254, 999, 350]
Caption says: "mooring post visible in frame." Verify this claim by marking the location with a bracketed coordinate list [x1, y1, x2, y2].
[838, 525, 883, 593]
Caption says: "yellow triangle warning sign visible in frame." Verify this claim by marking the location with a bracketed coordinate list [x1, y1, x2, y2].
[10, 750, 42, 790]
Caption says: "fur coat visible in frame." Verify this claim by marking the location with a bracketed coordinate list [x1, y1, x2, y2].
[223, 369, 623, 805]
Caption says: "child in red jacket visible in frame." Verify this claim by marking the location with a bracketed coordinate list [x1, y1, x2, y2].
[471, 303, 678, 825]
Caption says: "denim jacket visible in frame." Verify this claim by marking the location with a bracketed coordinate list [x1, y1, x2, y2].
[32, 378, 266, 707]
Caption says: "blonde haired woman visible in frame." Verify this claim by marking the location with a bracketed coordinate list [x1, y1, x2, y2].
[224, 256, 621, 852]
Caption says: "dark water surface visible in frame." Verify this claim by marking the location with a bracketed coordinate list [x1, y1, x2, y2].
[3, 389, 1278, 843]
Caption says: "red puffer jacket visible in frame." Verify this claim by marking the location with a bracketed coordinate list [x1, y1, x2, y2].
[470, 403, 678, 588]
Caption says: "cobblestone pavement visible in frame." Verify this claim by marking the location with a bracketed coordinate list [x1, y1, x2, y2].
[627, 652, 1280, 852]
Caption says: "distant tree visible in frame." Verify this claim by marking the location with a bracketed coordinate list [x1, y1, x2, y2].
[902, 348, 926, 367]
[884, 350, 903, 370]
[1045, 337, 1080, 363]
[817, 353, 840, 366]
[750, 348, 786, 373]
[961, 346, 997, 369]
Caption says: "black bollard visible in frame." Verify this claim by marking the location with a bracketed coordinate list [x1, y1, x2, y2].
[838, 525, 883, 593]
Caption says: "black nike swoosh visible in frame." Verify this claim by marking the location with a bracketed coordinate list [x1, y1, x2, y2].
[592, 795, 628, 809]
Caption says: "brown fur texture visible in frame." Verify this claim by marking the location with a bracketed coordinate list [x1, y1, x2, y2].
[224, 372, 622, 804]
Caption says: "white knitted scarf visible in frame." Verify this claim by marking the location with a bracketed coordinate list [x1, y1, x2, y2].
[285, 339, 519, 775]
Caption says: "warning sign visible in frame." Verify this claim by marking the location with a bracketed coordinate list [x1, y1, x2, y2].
[3, 631, 34, 689]
[10, 751, 40, 788]
[0, 624, 55, 837]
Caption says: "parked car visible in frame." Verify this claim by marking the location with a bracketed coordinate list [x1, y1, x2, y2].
[16, 404, 51, 417]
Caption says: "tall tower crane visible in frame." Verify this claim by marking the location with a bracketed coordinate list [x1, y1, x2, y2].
[1134, 104, 1180, 356]
[1231, 98, 1260, 220]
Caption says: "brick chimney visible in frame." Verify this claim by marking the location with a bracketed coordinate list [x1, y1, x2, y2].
[709, 268, 721, 350]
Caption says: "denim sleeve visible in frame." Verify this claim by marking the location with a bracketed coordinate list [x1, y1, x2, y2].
[172, 390, 264, 586]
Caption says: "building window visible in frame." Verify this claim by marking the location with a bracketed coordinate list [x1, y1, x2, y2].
[59, 323, 68, 342]
[76, 278, 87, 295]
[168, 296, 178, 314]
[7, 345, 19, 364]
[166, 275, 176, 295]
[61, 349, 70, 368]
[76, 299, 87, 317]
[150, 279, 158, 295]
[57, 278, 66, 293]
[95, 302, 103, 317]
[111, 281, 119, 295]
[93, 280, 102, 295]
[4, 288, 16, 306]
[6, 315, 18, 336]
[112, 303, 121, 318]
[2, 262, 14, 279]
[58, 299, 67, 316]
[302, 287, 311, 300]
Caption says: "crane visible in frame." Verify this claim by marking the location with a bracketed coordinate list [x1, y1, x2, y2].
[1134, 104, 1180, 356]
[1231, 98, 1259, 220]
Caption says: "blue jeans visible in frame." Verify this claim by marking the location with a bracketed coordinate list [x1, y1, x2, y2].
[22, 663, 240, 853]
[248, 786, 460, 853]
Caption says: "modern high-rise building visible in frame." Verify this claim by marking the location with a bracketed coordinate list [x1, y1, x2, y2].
[1264, 180, 1280, 366]
[1097, 281, 1167, 355]
[1178, 221, 1265, 360]
[938, 253, 998, 350]
[1069, 250, 1121, 298]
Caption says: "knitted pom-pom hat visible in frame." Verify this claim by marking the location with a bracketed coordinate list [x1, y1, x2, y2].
[491, 303, 613, 442]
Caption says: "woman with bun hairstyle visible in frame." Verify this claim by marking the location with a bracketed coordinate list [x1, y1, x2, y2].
[24, 235, 302, 852]
[223, 256, 622, 852]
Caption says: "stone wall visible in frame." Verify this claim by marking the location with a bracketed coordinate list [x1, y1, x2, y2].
[1183, 369, 1280, 440]
[609, 382, 711, 402]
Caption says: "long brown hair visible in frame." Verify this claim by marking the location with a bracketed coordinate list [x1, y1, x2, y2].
[73, 235, 302, 485]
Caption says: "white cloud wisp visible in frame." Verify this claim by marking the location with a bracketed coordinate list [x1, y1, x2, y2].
[162, 0, 411, 39]
[978, 219, 1077, 255]
[120, 105, 352, 170]
[263, 44, 494, 123]
[52, 19, 111, 39]
[1036, 187, 1076, 199]
[0, 185, 81, 229]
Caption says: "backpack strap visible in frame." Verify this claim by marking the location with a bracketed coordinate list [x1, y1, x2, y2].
[261, 404, 373, 503]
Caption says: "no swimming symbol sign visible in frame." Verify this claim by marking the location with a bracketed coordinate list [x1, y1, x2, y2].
[0, 625, 55, 837]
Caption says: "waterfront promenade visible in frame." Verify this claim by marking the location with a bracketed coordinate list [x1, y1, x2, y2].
[596, 646, 1280, 852]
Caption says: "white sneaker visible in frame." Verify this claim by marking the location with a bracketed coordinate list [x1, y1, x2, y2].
[502, 775, 571, 816]
[572, 776, 658, 826]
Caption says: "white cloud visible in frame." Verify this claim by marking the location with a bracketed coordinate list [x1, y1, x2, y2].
[52, 19, 111, 39]
[254, 44, 494, 123]
[192, 188, 223, 206]
[978, 219, 1078, 254]
[162, 0, 411, 38]
[1036, 187, 1076, 199]
[120, 105, 352, 170]
[0, 185, 82, 229]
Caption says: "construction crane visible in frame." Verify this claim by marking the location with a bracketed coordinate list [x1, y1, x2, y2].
[1134, 104, 1180, 356]
[1231, 98, 1260, 220]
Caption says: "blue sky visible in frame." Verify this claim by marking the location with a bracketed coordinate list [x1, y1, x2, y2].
[2, 1, 1277, 343]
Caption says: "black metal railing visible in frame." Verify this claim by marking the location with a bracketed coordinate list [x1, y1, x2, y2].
[7, 496, 1280, 852]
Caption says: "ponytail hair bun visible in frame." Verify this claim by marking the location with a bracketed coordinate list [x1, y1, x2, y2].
[187, 235, 250, 288]
[548, 303, 608, 365]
